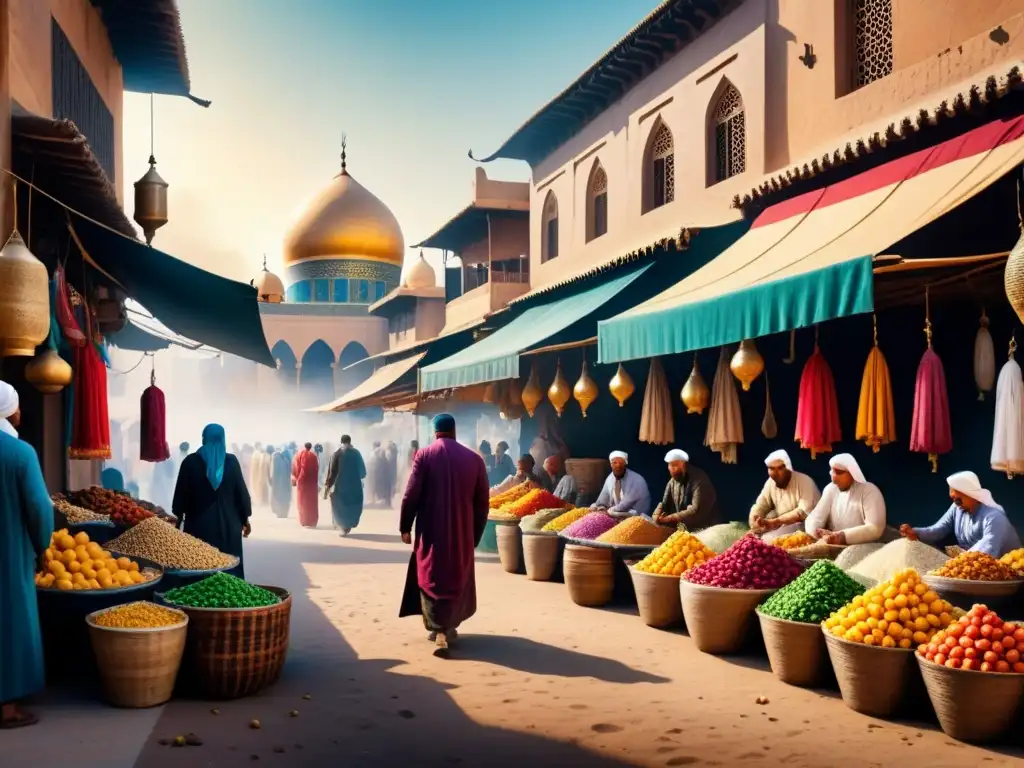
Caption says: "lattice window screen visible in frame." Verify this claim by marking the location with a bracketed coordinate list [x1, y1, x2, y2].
[853, 0, 893, 88]
[713, 85, 745, 182]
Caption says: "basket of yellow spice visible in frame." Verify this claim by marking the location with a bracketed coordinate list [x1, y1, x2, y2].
[86, 601, 188, 708]
[631, 531, 717, 629]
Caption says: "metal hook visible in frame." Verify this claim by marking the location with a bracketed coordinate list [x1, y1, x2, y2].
[872, 313, 878, 347]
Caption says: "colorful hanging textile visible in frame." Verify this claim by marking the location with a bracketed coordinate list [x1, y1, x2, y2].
[140, 366, 170, 462]
[53, 265, 85, 346]
[973, 310, 995, 400]
[909, 296, 952, 472]
[794, 342, 841, 459]
[704, 347, 743, 464]
[855, 319, 896, 452]
[69, 303, 111, 460]
[991, 338, 1024, 478]
[639, 358, 674, 445]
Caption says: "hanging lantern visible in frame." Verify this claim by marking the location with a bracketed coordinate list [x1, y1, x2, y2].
[547, 359, 571, 417]
[1005, 228, 1024, 323]
[992, 336, 1024, 478]
[608, 363, 635, 407]
[521, 366, 543, 417]
[681, 355, 710, 415]
[730, 339, 764, 391]
[482, 380, 501, 404]
[140, 364, 170, 462]
[910, 291, 952, 472]
[974, 309, 996, 400]
[572, 359, 599, 418]
[794, 336, 841, 460]
[24, 347, 72, 394]
[134, 157, 168, 246]
[0, 185, 50, 356]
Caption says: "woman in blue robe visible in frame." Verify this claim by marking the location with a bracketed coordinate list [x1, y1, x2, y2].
[269, 447, 292, 518]
[324, 435, 366, 535]
[0, 386, 53, 729]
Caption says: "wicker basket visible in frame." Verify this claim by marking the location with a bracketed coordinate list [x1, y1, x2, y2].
[916, 656, 1024, 743]
[495, 521, 523, 574]
[823, 629, 916, 717]
[629, 568, 683, 629]
[86, 601, 188, 708]
[786, 541, 846, 560]
[921, 574, 1022, 613]
[161, 586, 291, 699]
[522, 533, 560, 581]
[679, 580, 775, 654]
[757, 611, 827, 687]
[563, 544, 614, 607]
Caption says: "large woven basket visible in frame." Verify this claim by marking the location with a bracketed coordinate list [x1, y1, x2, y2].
[629, 568, 683, 629]
[563, 544, 614, 607]
[522, 533, 560, 581]
[823, 629, 916, 717]
[495, 521, 524, 574]
[86, 601, 188, 708]
[679, 580, 775, 654]
[916, 656, 1024, 743]
[757, 611, 827, 687]
[161, 586, 291, 699]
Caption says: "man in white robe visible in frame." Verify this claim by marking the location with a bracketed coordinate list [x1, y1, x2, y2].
[804, 453, 886, 545]
[591, 451, 651, 518]
[750, 449, 821, 542]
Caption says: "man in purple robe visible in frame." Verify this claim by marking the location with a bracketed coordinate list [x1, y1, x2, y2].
[399, 413, 489, 654]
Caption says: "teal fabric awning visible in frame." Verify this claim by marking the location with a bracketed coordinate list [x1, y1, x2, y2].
[70, 217, 274, 366]
[420, 263, 652, 392]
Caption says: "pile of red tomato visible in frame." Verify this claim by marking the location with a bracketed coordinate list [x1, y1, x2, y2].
[918, 604, 1024, 673]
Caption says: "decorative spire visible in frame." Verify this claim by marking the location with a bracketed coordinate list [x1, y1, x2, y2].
[340, 133, 348, 175]
[262, 253, 268, 271]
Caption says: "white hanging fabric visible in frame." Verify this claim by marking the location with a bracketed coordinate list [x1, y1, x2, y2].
[992, 339, 1024, 478]
[973, 310, 995, 400]
[705, 346, 743, 464]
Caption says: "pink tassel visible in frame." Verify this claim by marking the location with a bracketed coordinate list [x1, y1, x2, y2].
[910, 348, 953, 472]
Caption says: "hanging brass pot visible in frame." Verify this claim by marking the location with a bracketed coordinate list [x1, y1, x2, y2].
[25, 347, 73, 393]
[482, 380, 501, 404]
[521, 364, 543, 417]
[573, 359, 599, 418]
[1006, 228, 1024, 324]
[730, 339, 764, 391]
[500, 378, 524, 420]
[680, 356, 710, 414]
[547, 359, 571, 417]
[608, 363, 635, 408]
[0, 230, 50, 357]
[134, 156, 169, 246]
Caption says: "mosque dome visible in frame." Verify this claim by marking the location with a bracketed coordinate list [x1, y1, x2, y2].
[282, 147, 405, 270]
[402, 251, 436, 289]
[251, 257, 285, 303]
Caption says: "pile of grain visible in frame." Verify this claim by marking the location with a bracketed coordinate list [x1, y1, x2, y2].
[846, 539, 948, 585]
[694, 522, 749, 553]
[834, 543, 886, 571]
[107, 517, 236, 571]
[520, 508, 569, 533]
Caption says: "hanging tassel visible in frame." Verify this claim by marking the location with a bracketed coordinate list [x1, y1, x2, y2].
[140, 356, 170, 462]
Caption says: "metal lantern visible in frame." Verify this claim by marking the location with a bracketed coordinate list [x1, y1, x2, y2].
[608, 363, 635, 408]
[547, 359, 571, 417]
[24, 348, 72, 393]
[730, 339, 765, 391]
[1006, 229, 1024, 324]
[133, 155, 168, 245]
[0, 229, 50, 357]
[573, 359, 599, 418]
[681, 356, 710, 415]
[521, 364, 544, 418]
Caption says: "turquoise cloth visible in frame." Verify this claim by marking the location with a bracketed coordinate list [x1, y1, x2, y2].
[197, 423, 227, 491]
[420, 263, 654, 392]
[597, 255, 875, 363]
[101, 467, 125, 492]
[0, 433, 54, 703]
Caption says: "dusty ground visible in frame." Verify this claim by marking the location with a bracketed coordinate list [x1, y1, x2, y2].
[8, 501, 1024, 767]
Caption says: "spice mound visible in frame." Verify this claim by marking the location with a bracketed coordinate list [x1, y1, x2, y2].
[560, 512, 619, 541]
[92, 601, 185, 629]
[108, 517, 236, 571]
[597, 517, 673, 547]
[491, 488, 569, 520]
[53, 496, 110, 523]
[520, 508, 569, 533]
[847, 539, 949, 584]
[931, 551, 1019, 581]
[488, 481, 533, 509]
[918, 604, 1024, 672]
[999, 548, 1024, 576]
[759, 561, 864, 624]
[163, 572, 279, 609]
[35, 529, 157, 590]
[635, 530, 716, 576]
[685, 536, 804, 590]
[773, 532, 815, 550]
[694, 522, 749, 554]
[541, 508, 589, 533]
[824, 568, 955, 648]
[68, 486, 154, 528]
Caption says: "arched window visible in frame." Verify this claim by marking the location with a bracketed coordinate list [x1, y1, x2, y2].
[643, 120, 674, 213]
[541, 191, 559, 262]
[586, 162, 608, 242]
[710, 82, 745, 184]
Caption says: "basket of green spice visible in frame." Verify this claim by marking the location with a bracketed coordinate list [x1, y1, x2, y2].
[155, 573, 290, 699]
[757, 561, 865, 686]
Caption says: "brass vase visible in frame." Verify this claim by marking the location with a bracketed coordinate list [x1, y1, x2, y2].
[573, 360, 599, 418]
[547, 359, 571, 417]
[730, 339, 764, 391]
[608, 363, 635, 408]
[1006, 229, 1024, 323]
[680, 356, 710, 415]
[521, 365, 543, 417]
[0, 231, 50, 357]
[24, 347, 73, 393]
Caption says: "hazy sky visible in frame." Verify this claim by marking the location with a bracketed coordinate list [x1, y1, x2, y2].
[121, 0, 655, 285]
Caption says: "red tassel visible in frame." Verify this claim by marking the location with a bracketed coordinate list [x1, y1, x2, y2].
[69, 340, 112, 460]
[140, 378, 170, 462]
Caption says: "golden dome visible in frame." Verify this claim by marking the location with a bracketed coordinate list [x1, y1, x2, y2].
[252, 256, 285, 303]
[283, 159, 404, 267]
[402, 251, 436, 289]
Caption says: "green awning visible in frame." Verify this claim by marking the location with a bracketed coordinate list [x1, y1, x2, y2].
[420, 263, 652, 392]
[70, 217, 274, 366]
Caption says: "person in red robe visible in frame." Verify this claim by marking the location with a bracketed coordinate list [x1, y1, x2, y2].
[399, 413, 489, 655]
[292, 442, 320, 528]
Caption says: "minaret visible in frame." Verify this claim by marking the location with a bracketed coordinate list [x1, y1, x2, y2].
[340, 133, 348, 176]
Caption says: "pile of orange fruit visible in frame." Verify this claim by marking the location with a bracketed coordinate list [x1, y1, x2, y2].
[35, 529, 155, 591]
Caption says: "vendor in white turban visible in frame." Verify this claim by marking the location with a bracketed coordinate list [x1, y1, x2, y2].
[900, 471, 1021, 558]
[0, 381, 20, 439]
[750, 449, 821, 542]
[652, 449, 719, 530]
[591, 450, 651, 518]
[804, 453, 886, 545]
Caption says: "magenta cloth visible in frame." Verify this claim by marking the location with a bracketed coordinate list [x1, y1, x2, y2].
[398, 438, 489, 622]
[794, 348, 841, 458]
[292, 448, 319, 527]
[910, 347, 953, 460]
[139, 384, 170, 463]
